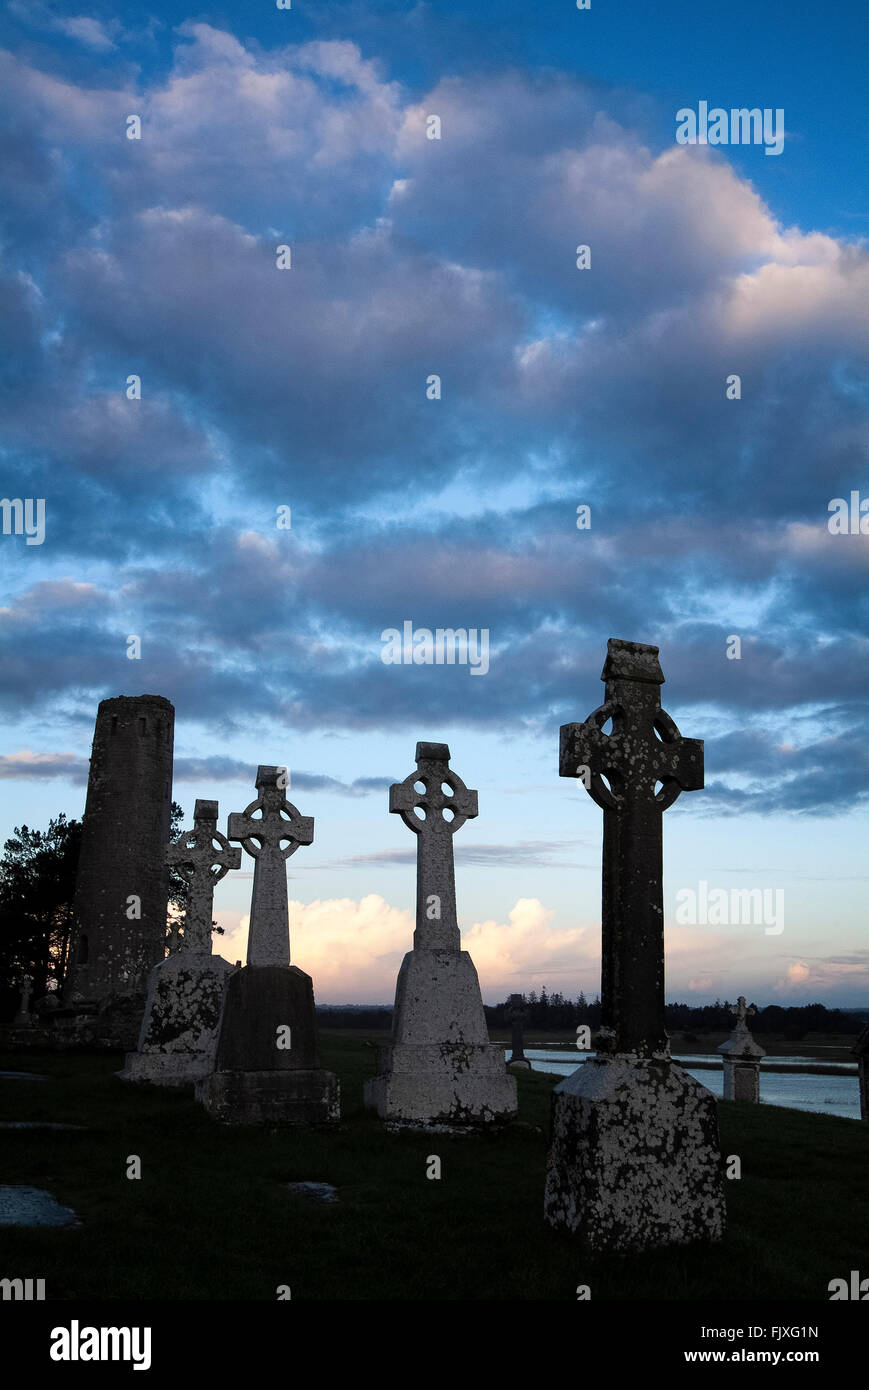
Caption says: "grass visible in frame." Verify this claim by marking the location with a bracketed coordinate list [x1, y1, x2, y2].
[1, 1032, 866, 1301]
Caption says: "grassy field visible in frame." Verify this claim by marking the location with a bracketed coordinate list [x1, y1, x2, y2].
[1, 1031, 866, 1301]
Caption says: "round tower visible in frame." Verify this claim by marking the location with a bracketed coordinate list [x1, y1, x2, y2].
[67, 694, 174, 1002]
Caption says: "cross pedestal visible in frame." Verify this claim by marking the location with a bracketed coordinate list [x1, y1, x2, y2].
[717, 997, 765, 1102]
[122, 800, 240, 1087]
[544, 640, 726, 1251]
[364, 743, 517, 1127]
[196, 768, 339, 1126]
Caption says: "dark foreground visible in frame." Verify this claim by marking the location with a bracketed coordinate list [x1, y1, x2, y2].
[1, 1032, 866, 1301]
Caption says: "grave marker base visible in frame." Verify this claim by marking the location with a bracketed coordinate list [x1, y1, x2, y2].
[196, 964, 339, 1125]
[364, 949, 517, 1125]
[544, 1055, 726, 1252]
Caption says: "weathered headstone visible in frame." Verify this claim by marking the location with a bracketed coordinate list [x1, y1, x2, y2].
[854, 1024, 869, 1122]
[544, 639, 726, 1251]
[13, 977, 34, 1028]
[195, 767, 339, 1125]
[122, 800, 239, 1086]
[66, 694, 174, 1012]
[364, 743, 517, 1126]
[506, 994, 532, 1069]
[717, 997, 765, 1102]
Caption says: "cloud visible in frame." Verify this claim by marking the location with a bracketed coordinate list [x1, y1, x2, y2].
[215, 894, 595, 1002]
[0, 28, 867, 812]
[0, 750, 88, 781]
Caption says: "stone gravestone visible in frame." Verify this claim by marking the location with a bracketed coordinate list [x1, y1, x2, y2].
[13, 977, 34, 1028]
[853, 1024, 869, 1123]
[544, 639, 725, 1251]
[364, 743, 516, 1126]
[196, 767, 339, 1125]
[717, 997, 765, 1102]
[506, 994, 532, 1070]
[122, 800, 239, 1086]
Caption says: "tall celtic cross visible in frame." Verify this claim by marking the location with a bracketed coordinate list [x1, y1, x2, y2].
[560, 639, 704, 1057]
[227, 766, 314, 967]
[166, 799, 240, 954]
[390, 742, 477, 950]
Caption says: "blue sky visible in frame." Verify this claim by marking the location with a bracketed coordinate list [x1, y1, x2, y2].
[1, 1, 867, 1006]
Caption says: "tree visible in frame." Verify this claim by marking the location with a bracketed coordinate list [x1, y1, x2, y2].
[0, 814, 82, 1001]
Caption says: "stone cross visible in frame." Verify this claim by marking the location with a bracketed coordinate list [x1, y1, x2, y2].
[560, 638, 704, 1057]
[166, 800, 241, 954]
[389, 742, 477, 951]
[228, 766, 314, 967]
[14, 976, 34, 1027]
[730, 997, 756, 1030]
[506, 993, 531, 1068]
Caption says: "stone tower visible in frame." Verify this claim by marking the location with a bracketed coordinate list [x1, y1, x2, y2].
[67, 695, 174, 1003]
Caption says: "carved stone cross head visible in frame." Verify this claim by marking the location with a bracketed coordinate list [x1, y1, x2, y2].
[560, 638, 704, 812]
[389, 742, 478, 838]
[167, 799, 241, 887]
[228, 766, 314, 861]
[167, 799, 241, 951]
[731, 996, 757, 1028]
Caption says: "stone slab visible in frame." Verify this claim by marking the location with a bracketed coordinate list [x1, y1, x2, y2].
[544, 1055, 726, 1252]
[120, 951, 235, 1086]
[0, 1122, 85, 1130]
[0, 1185, 79, 1227]
[285, 1181, 339, 1203]
[195, 1068, 340, 1126]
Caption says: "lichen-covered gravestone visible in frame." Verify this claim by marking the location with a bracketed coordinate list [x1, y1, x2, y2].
[121, 800, 239, 1086]
[195, 767, 339, 1125]
[364, 743, 516, 1126]
[544, 639, 726, 1252]
[717, 997, 765, 1102]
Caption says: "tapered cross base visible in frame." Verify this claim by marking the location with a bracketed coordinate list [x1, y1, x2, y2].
[544, 1056, 726, 1251]
[197, 966, 340, 1126]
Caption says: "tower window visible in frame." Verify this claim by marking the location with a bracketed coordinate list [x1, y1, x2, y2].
[111, 716, 118, 734]
[139, 718, 146, 735]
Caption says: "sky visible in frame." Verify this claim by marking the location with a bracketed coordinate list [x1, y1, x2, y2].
[0, 1, 867, 1008]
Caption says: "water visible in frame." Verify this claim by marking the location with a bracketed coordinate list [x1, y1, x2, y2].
[506, 1050, 861, 1120]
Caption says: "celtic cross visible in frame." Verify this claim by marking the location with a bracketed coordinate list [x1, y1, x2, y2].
[389, 742, 477, 950]
[227, 766, 313, 967]
[560, 638, 704, 1057]
[166, 799, 241, 954]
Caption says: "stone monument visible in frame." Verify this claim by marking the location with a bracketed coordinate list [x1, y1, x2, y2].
[854, 1024, 869, 1123]
[12, 977, 34, 1028]
[364, 742, 517, 1126]
[506, 994, 532, 1069]
[66, 694, 174, 1003]
[195, 767, 339, 1125]
[717, 997, 765, 1102]
[544, 639, 726, 1251]
[122, 800, 239, 1086]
